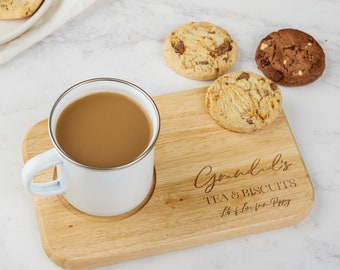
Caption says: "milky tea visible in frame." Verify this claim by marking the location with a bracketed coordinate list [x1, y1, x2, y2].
[55, 92, 152, 168]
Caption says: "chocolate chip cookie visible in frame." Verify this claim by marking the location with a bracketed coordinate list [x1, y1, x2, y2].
[206, 71, 282, 132]
[164, 22, 238, 80]
[255, 28, 325, 86]
[0, 0, 43, 19]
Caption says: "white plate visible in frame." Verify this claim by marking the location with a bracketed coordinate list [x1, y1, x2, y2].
[0, 0, 53, 45]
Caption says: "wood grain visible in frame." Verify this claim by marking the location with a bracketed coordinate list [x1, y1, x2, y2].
[22, 87, 314, 269]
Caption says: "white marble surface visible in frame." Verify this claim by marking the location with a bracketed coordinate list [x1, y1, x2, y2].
[1, 0, 339, 269]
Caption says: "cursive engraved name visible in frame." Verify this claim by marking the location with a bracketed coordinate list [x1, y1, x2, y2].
[194, 153, 292, 193]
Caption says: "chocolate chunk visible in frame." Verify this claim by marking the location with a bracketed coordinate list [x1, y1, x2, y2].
[173, 41, 185, 54]
[273, 70, 284, 82]
[270, 82, 278, 90]
[285, 45, 296, 50]
[261, 58, 271, 67]
[197, 61, 209, 65]
[247, 119, 254, 125]
[237, 72, 250, 80]
[216, 41, 231, 56]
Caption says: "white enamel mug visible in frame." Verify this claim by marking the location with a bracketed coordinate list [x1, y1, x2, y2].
[22, 78, 160, 217]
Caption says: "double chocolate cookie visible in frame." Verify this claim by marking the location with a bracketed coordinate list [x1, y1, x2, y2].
[255, 28, 325, 86]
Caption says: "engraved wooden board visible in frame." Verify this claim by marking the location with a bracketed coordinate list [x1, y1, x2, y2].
[22, 88, 314, 270]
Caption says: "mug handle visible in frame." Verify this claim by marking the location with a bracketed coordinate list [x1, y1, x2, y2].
[22, 148, 64, 196]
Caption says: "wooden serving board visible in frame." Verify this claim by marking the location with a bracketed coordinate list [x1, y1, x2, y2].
[22, 88, 314, 270]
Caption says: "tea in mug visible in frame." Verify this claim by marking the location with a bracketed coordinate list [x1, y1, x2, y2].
[55, 92, 152, 168]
